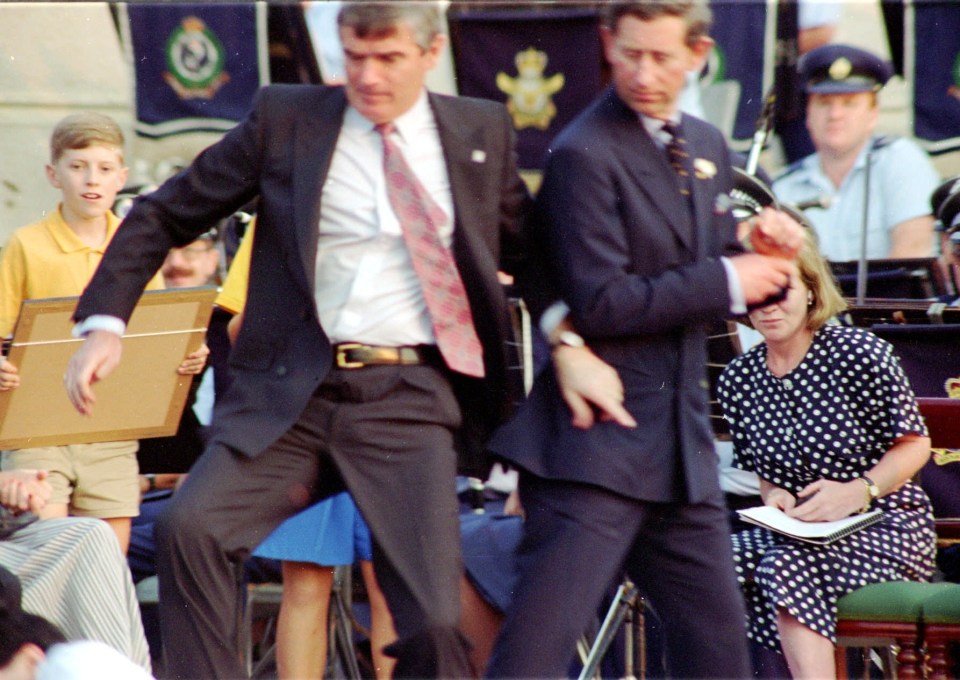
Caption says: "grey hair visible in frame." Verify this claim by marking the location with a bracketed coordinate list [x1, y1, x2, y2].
[337, 2, 443, 51]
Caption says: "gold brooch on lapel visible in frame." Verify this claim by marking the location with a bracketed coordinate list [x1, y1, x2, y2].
[693, 158, 717, 179]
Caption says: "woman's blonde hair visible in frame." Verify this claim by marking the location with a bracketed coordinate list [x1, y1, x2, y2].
[794, 227, 848, 330]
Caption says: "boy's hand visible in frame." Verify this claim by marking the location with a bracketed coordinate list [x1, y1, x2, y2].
[0, 358, 20, 391]
[64, 330, 123, 415]
[0, 469, 52, 514]
[178, 343, 209, 375]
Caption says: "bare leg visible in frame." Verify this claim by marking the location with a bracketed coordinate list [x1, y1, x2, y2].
[777, 608, 836, 680]
[102, 517, 132, 554]
[459, 574, 503, 678]
[276, 561, 335, 680]
[361, 560, 397, 680]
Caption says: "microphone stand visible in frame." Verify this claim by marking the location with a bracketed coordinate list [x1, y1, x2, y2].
[745, 88, 777, 177]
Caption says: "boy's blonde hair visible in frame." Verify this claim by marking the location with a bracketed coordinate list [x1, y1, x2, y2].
[49, 112, 125, 164]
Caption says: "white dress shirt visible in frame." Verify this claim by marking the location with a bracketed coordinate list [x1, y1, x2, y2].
[76, 90, 455, 347]
[316, 91, 454, 346]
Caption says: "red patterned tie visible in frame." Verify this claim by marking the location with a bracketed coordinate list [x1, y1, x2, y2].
[377, 122, 485, 378]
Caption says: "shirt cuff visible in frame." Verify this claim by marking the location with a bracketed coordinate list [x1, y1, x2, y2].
[72, 315, 126, 338]
[721, 257, 747, 315]
[539, 300, 570, 339]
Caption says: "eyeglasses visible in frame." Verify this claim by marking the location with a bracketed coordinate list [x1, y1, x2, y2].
[166, 245, 215, 262]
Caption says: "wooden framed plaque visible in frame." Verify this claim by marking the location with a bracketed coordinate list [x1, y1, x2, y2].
[0, 287, 217, 449]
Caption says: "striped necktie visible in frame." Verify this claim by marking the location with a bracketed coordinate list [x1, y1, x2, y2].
[662, 120, 693, 198]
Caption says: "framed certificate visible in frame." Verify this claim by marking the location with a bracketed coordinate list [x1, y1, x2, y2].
[0, 287, 217, 449]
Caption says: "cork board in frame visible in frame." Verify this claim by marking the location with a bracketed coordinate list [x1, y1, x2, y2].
[0, 287, 217, 449]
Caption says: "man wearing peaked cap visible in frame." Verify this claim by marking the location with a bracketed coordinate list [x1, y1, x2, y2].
[774, 43, 940, 264]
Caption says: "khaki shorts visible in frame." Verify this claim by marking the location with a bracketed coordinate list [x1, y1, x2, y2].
[1, 440, 140, 518]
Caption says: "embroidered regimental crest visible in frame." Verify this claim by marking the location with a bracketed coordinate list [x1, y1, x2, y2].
[163, 17, 230, 100]
[496, 48, 564, 130]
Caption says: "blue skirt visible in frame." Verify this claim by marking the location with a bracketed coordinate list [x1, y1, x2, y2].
[253, 492, 372, 566]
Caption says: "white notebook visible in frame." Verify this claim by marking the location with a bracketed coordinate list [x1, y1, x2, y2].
[737, 505, 883, 545]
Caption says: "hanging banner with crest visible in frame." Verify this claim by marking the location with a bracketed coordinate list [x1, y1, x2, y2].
[121, 2, 268, 139]
[448, 8, 602, 170]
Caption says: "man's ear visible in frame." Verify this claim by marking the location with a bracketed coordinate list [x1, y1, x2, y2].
[688, 35, 714, 72]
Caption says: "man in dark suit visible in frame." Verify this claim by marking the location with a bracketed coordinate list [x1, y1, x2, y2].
[485, 2, 802, 677]
[62, 4, 536, 678]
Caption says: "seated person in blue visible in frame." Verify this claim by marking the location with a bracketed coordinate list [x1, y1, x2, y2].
[773, 44, 939, 263]
[717, 229, 936, 678]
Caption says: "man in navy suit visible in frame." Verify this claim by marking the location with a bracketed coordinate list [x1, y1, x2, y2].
[486, 2, 803, 677]
[62, 4, 542, 678]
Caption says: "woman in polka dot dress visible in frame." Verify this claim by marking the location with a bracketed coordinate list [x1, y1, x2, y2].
[717, 231, 936, 679]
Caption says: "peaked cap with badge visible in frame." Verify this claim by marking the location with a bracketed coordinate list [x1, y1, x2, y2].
[799, 44, 894, 95]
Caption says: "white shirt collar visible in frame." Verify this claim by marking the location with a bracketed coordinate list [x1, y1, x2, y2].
[639, 112, 682, 144]
[344, 89, 432, 141]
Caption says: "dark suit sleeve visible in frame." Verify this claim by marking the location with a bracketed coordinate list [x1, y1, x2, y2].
[73, 88, 268, 323]
[539, 141, 733, 339]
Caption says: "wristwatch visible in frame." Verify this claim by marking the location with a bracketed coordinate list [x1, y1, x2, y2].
[553, 330, 585, 349]
[859, 475, 879, 513]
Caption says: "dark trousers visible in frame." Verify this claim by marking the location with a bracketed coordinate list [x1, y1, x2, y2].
[485, 475, 751, 679]
[155, 364, 472, 679]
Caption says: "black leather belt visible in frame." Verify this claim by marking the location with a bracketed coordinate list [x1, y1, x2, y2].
[333, 343, 439, 369]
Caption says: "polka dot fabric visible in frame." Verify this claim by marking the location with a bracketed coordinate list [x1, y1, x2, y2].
[717, 324, 936, 649]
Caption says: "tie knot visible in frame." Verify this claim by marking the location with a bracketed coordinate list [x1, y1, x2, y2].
[661, 121, 682, 142]
[376, 122, 396, 137]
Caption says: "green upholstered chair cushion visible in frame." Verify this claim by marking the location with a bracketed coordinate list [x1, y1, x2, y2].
[921, 584, 960, 624]
[837, 581, 957, 622]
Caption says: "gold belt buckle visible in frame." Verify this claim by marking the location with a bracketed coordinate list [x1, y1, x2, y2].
[335, 343, 365, 369]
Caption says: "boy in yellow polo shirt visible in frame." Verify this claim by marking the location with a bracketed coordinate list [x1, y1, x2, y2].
[0, 112, 206, 552]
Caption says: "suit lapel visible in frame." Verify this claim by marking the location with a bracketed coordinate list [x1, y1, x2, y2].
[292, 87, 347, 288]
[604, 93, 695, 253]
[429, 93, 496, 274]
[681, 115, 721, 260]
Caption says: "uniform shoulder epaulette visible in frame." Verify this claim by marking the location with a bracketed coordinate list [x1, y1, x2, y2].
[775, 158, 806, 181]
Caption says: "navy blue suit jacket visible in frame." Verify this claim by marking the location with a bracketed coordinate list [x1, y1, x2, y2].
[492, 87, 744, 504]
[73, 85, 532, 465]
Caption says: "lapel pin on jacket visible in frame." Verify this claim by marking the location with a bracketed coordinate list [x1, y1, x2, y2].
[693, 158, 716, 179]
[471, 149, 486, 163]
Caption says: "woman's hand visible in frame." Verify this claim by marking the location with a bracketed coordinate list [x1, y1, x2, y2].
[763, 486, 797, 512]
[787, 479, 865, 522]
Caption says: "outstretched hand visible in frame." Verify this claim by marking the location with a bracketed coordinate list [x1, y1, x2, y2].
[64, 330, 123, 416]
[552, 345, 637, 430]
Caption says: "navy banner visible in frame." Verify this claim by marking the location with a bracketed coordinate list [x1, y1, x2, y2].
[706, 0, 775, 148]
[123, 2, 268, 138]
[449, 8, 603, 170]
[911, 0, 960, 154]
